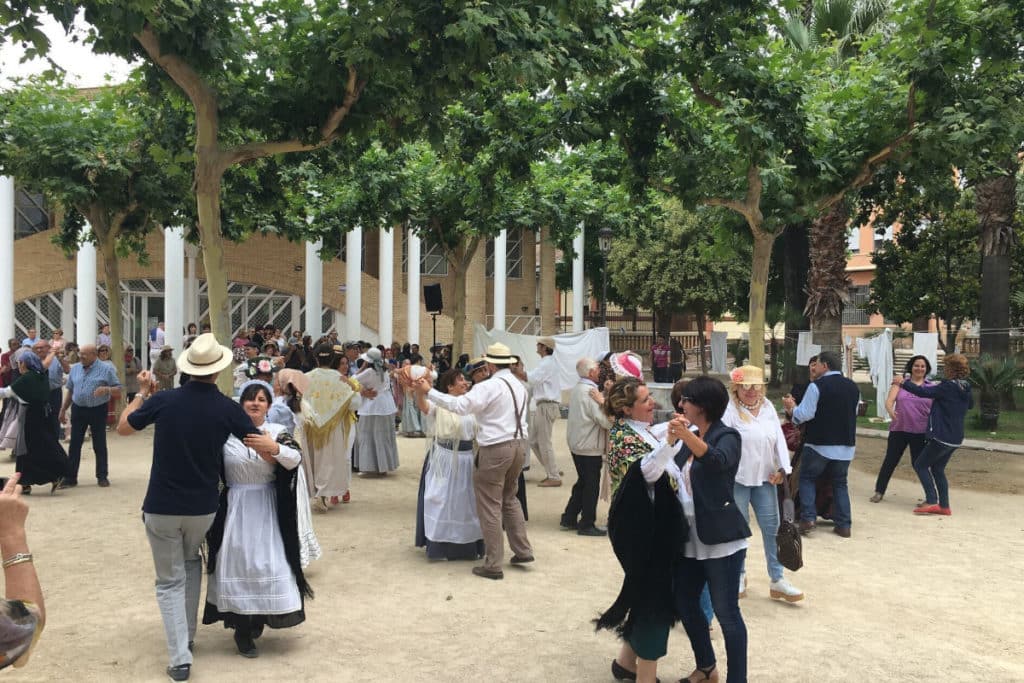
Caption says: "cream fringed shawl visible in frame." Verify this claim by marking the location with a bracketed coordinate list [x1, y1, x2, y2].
[302, 368, 358, 450]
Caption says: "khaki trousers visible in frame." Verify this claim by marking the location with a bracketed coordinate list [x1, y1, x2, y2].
[474, 439, 532, 571]
[529, 402, 561, 480]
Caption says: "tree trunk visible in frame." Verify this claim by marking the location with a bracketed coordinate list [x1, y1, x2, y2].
[538, 226, 557, 335]
[448, 237, 480, 360]
[782, 221, 811, 386]
[769, 333, 781, 388]
[90, 215, 127, 392]
[195, 156, 233, 394]
[975, 161, 1018, 359]
[696, 311, 708, 374]
[805, 203, 851, 357]
[747, 230, 775, 369]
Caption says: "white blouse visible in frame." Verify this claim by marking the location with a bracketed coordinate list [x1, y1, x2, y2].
[721, 400, 792, 487]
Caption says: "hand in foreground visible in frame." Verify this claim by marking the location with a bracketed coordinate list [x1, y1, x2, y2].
[781, 395, 796, 412]
[891, 375, 904, 387]
[243, 431, 280, 462]
[666, 415, 689, 445]
[360, 387, 378, 399]
[768, 471, 785, 485]
[0, 474, 28, 541]
[588, 388, 604, 405]
[414, 377, 433, 395]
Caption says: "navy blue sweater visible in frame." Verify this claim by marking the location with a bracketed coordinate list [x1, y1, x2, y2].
[900, 379, 973, 446]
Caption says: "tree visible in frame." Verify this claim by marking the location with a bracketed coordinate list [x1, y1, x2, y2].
[3, 0, 615, 390]
[869, 209, 980, 352]
[608, 200, 749, 373]
[0, 78, 186, 386]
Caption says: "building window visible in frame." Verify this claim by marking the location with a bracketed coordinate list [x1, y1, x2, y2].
[401, 231, 449, 276]
[873, 224, 895, 252]
[485, 229, 524, 278]
[842, 285, 871, 325]
[14, 189, 49, 239]
[847, 227, 860, 254]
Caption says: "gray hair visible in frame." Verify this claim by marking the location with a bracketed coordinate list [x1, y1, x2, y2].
[576, 357, 598, 378]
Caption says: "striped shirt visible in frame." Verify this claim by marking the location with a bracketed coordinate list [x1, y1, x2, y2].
[65, 360, 120, 408]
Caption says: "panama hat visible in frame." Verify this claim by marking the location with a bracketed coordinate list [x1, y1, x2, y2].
[483, 342, 518, 365]
[536, 336, 556, 350]
[730, 365, 766, 386]
[176, 333, 233, 376]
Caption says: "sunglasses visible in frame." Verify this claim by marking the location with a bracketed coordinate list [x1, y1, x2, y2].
[737, 383, 761, 390]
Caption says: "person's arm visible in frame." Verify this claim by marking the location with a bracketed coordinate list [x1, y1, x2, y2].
[424, 378, 492, 416]
[243, 430, 301, 469]
[899, 379, 944, 399]
[58, 373, 74, 424]
[694, 430, 741, 472]
[0, 474, 44, 627]
[118, 371, 156, 435]
[583, 394, 613, 430]
[40, 351, 54, 370]
[769, 412, 793, 475]
[884, 383, 901, 418]
[640, 419, 686, 483]
[790, 382, 820, 426]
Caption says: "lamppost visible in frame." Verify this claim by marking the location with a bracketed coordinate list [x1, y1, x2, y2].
[598, 226, 613, 328]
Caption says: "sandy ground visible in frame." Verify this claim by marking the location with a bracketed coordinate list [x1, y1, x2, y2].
[4, 420, 1023, 683]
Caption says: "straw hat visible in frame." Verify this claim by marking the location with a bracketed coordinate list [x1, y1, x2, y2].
[536, 336, 556, 350]
[176, 333, 233, 376]
[730, 365, 766, 386]
[482, 342, 518, 365]
[610, 351, 643, 380]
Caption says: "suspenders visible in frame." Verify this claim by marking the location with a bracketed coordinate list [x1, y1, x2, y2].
[498, 378, 525, 440]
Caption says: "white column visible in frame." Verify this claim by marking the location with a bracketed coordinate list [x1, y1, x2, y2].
[0, 177, 14, 343]
[61, 289, 75, 339]
[493, 229, 507, 331]
[163, 227, 184, 354]
[406, 228, 421, 344]
[572, 224, 585, 332]
[345, 226, 362, 341]
[305, 239, 323, 340]
[378, 228, 394, 346]
[76, 231, 97, 346]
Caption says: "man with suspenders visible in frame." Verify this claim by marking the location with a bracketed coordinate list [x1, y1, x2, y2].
[419, 342, 534, 580]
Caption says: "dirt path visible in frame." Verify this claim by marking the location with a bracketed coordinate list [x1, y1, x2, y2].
[7, 423, 1023, 682]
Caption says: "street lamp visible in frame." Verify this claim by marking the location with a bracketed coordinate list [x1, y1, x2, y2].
[598, 226, 613, 328]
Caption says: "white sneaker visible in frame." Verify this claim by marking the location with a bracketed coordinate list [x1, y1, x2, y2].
[738, 572, 747, 599]
[769, 577, 804, 602]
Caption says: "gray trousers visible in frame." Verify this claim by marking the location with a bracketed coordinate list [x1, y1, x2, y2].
[143, 512, 216, 667]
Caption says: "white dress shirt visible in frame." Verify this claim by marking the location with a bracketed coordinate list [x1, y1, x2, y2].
[721, 400, 792, 487]
[427, 368, 529, 446]
[526, 355, 561, 403]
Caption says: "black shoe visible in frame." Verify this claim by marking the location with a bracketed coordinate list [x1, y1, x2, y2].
[509, 554, 535, 565]
[50, 478, 63, 495]
[234, 629, 258, 658]
[559, 520, 578, 531]
[61, 480, 78, 488]
[166, 664, 191, 681]
[97, 478, 110, 487]
[577, 526, 607, 537]
[21, 486, 30, 496]
[611, 659, 636, 681]
[472, 565, 504, 580]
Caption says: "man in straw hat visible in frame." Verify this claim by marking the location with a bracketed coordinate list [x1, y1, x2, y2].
[117, 333, 268, 681]
[414, 342, 534, 580]
[512, 336, 562, 487]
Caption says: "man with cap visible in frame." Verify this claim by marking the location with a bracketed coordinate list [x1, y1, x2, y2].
[513, 336, 562, 487]
[117, 333, 262, 681]
[416, 342, 533, 580]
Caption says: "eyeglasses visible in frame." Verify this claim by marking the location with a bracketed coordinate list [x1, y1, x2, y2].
[737, 384, 760, 390]
[679, 396, 691, 404]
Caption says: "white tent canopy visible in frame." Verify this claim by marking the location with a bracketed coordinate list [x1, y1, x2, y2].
[472, 325, 611, 393]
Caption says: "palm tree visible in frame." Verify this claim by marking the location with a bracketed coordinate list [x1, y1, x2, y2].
[784, 0, 891, 355]
[975, 158, 1020, 359]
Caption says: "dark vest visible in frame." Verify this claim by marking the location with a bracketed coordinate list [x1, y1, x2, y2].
[803, 373, 859, 447]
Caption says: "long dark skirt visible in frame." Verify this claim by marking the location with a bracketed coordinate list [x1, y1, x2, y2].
[415, 451, 484, 561]
[16, 402, 68, 486]
[202, 603, 305, 633]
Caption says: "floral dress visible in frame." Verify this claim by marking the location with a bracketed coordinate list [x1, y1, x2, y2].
[607, 418, 655, 496]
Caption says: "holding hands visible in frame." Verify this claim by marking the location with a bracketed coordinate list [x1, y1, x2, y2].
[243, 430, 280, 463]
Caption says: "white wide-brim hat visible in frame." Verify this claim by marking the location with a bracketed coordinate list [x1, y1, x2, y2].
[176, 333, 234, 376]
[483, 342, 519, 365]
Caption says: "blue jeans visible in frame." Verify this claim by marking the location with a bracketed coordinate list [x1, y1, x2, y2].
[799, 447, 851, 529]
[699, 585, 714, 624]
[674, 550, 747, 683]
[914, 440, 957, 508]
[733, 482, 783, 582]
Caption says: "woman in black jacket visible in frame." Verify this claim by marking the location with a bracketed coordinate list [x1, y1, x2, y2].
[645, 376, 750, 683]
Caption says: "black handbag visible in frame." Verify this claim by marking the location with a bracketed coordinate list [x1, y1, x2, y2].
[776, 475, 803, 572]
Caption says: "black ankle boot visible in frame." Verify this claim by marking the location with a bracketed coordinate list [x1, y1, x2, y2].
[233, 628, 258, 658]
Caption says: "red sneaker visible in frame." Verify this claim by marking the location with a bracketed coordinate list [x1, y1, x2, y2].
[330, 496, 340, 506]
[913, 504, 941, 515]
[341, 490, 351, 504]
[935, 506, 952, 516]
